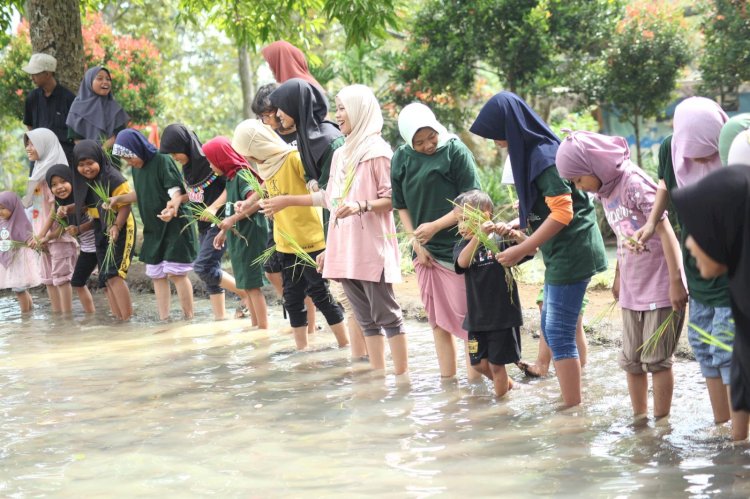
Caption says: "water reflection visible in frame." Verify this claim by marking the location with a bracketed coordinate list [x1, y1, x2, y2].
[1, 294, 749, 496]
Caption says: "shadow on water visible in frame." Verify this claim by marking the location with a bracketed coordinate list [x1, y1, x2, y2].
[1, 293, 750, 496]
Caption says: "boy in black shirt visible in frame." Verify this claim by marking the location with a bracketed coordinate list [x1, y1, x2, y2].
[453, 190, 535, 397]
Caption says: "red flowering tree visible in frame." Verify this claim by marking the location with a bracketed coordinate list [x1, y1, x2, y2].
[0, 13, 162, 124]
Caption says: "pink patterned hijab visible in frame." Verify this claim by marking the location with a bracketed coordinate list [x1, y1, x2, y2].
[672, 96, 728, 188]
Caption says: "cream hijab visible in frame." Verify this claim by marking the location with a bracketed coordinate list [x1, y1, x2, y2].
[728, 129, 750, 167]
[23, 128, 69, 207]
[397, 102, 456, 149]
[328, 85, 392, 197]
[231, 120, 294, 180]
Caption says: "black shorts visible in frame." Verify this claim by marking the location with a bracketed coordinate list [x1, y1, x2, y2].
[70, 250, 98, 287]
[263, 250, 284, 274]
[468, 328, 522, 366]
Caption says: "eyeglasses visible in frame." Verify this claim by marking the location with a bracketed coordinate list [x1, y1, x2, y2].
[260, 112, 276, 124]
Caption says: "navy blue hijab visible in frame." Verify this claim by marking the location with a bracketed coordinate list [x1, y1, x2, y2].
[113, 128, 158, 163]
[470, 91, 559, 229]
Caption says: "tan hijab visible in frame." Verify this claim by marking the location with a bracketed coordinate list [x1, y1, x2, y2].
[231, 120, 294, 180]
[329, 85, 392, 197]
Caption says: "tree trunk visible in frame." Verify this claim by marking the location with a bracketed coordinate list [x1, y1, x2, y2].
[238, 44, 254, 119]
[26, 0, 84, 93]
[632, 114, 642, 167]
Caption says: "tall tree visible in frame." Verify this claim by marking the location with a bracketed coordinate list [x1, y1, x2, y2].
[25, 0, 84, 92]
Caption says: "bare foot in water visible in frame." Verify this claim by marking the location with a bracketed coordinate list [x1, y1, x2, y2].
[516, 361, 547, 378]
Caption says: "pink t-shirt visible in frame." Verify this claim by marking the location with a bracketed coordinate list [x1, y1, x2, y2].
[321, 156, 401, 284]
[30, 181, 78, 256]
[600, 170, 672, 311]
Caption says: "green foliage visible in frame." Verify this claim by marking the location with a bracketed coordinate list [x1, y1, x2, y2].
[0, 1, 23, 48]
[699, 0, 750, 108]
[0, 23, 32, 121]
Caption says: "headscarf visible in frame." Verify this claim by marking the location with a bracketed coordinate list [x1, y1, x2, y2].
[232, 120, 294, 180]
[22, 128, 69, 207]
[469, 91, 560, 229]
[728, 130, 750, 167]
[269, 78, 342, 180]
[202, 136, 259, 182]
[672, 96, 728, 188]
[672, 165, 750, 317]
[556, 131, 650, 199]
[0, 191, 33, 268]
[73, 139, 128, 221]
[397, 102, 457, 150]
[721, 114, 750, 166]
[113, 128, 158, 163]
[335, 85, 393, 166]
[261, 40, 322, 89]
[45, 163, 75, 205]
[65, 66, 129, 142]
[159, 124, 213, 185]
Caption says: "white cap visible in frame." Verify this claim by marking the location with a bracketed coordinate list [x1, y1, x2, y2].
[22, 53, 57, 74]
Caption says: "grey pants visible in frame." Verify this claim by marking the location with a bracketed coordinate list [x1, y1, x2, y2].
[340, 273, 405, 338]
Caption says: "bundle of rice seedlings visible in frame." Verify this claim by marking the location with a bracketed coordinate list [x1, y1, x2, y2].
[251, 244, 276, 268]
[277, 228, 317, 269]
[88, 181, 117, 271]
[237, 169, 266, 199]
[638, 310, 681, 356]
[619, 230, 650, 253]
[331, 165, 359, 226]
[690, 323, 733, 353]
[52, 202, 70, 230]
[588, 300, 619, 328]
[181, 202, 247, 245]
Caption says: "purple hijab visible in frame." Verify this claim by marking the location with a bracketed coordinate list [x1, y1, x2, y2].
[672, 96, 728, 188]
[0, 191, 33, 268]
[470, 91, 559, 229]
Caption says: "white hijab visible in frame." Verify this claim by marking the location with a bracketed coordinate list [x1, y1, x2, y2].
[23, 128, 68, 207]
[728, 129, 750, 167]
[397, 102, 457, 150]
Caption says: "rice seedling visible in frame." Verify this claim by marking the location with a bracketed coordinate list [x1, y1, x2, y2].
[619, 230, 649, 253]
[339, 164, 357, 200]
[52, 202, 70, 230]
[638, 310, 681, 356]
[180, 202, 247, 245]
[88, 181, 118, 271]
[277, 228, 318, 269]
[588, 299, 619, 328]
[237, 169, 266, 199]
[251, 244, 277, 268]
[689, 322, 734, 353]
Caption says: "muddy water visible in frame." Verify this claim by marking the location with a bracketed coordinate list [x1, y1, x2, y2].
[1, 294, 749, 497]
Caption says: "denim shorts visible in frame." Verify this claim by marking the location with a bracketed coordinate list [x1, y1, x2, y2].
[688, 298, 734, 384]
[541, 279, 589, 361]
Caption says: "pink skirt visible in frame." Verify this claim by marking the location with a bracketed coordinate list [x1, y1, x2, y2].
[414, 259, 468, 341]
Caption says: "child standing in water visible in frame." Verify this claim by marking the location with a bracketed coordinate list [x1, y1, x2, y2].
[391, 102, 482, 380]
[46, 164, 96, 313]
[453, 190, 534, 397]
[0, 191, 42, 313]
[557, 131, 687, 419]
[203, 136, 269, 329]
[22, 128, 78, 313]
[112, 129, 198, 321]
[71, 140, 135, 320]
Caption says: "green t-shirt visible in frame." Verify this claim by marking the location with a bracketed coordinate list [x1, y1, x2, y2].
[317, 136, 345, 190]
[391, 138, 481, 263]
[658, 135, 731, 306]
[225, 173, 269, 290]
[133, 152, 198, 265]
[528, 166, 608, 284]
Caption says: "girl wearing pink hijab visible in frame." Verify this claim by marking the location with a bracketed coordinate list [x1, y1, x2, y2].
[557, 131, 686, 420]
[634, 96, 737, 429]
[261, 40, 323, 90]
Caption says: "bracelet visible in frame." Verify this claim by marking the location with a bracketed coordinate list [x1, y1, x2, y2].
[356, 201, 363, 214]
[365, 200, 372, 212]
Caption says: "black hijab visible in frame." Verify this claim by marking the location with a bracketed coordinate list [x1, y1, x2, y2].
[73, 139, 128, 223]
[268, 78, 342, 180]
[672, 165, 750, 318]
[45, 163, 75, 204]
[159, 124, 213, 186]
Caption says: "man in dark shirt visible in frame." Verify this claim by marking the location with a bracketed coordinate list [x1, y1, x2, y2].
[22, 53, 76, 170]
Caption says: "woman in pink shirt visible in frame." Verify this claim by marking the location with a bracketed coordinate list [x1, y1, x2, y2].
[556, 130, 687, 420]
[262, 84, 407, 375]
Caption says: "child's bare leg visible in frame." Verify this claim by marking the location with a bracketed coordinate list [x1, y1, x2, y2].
[489, 363, 513, 397]
[329, 321, 349, 348]
[652, 368, 674, 418]
[364, 333, 386, 370]
[292, 326, 308, 350]
[732, 406, 750, 441]
[246, 288, 268, 329]
[103, 286, 119, 318]
[472, 359, 493, 381]
[46, 284, 61, 312]
[555, 358, 582, 407]
[388, 332, 408, 375]
[169, 274, 194, 319]
[306, 298, 317, 335]
[706, 377, 731, 423]
[209, 293, 226, 320]
[576, 314, 587, 368]
[108, 276, 132, 320]
[58, 282, 73, 313]
[153, 277, 171, 320]
[16, 290, 33, 313]
[465, 341, 482, 381]
[348, 315, 367, 357]
[432, 326, 457, 377]
[627, 372, 648, 417]
[74, 286, 95, 313]
[266, 271, 283, 297]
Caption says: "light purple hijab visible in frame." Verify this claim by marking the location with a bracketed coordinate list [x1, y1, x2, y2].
[556, 130, 655, 198]
[672, 96, 728, 188]
[0, 191, 33, 268]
